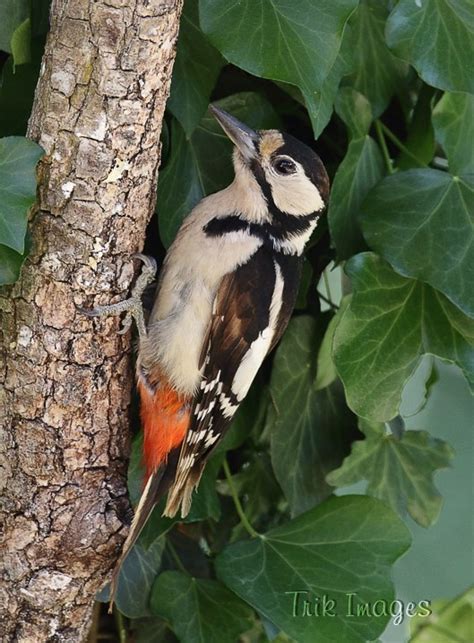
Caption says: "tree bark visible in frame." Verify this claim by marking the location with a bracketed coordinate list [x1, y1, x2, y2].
[0, 1, 182, 640]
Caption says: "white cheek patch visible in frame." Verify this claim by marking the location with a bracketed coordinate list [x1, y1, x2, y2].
[264, 160, 324, 215]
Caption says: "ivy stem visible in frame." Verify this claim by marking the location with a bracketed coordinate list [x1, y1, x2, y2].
[375, 120, 394, 174]
[223, 458, 259, 538]
[317, 290, 339, 311]
[113, 607, 127, 643]
[388, 415, 405, 440]
[378, 120, 428, 167]
[167, 539, 188, 575]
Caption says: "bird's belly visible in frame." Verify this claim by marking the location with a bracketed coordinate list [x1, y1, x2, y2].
[143, 279, 213, 395]
[141, 228, 262, 396]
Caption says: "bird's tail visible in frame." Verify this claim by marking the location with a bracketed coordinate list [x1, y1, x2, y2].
[108, 378, 190, 611]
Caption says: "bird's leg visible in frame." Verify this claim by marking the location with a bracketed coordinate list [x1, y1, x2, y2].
[79, 254, 157, 340]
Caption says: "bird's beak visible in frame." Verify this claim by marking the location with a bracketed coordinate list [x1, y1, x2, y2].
[210, 105, 258, 161]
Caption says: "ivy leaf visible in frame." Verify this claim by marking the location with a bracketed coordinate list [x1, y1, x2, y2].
[130, 617, 177, 643]
[215, 375, 270, 454]
[157, 92, 280, 247]
[269, 315, 359, 515]
[386, 0, 474, 94]
[0, 0, 28, 54]
[10, 17, 31, 66]
[151, 572, 254, 643]
[216, 495, 411, 643]
[360, 170, 474, 317]
[432, 92, 474, 175]
[327, 430, 454, 527]
[398, 84, 436, 170]
[410, 587, 474, 643]
[333, 253, 474, 422]
[97, 537, 165, 618]
[0, 244, 25, 285]
[315, 300, 349, 391]
[199, 0, 358, 138]
[328, 90, 385, 260]
[344, 0, 407, 117]
[231, 453, 282, 526]
[0, 137, 43, 253]
[304, 27, 354, 138]
[336, 87, 373, 139]
[274, 27, 354, 139]
[184, 454, 222, 523]
[167, 1, 224, 138]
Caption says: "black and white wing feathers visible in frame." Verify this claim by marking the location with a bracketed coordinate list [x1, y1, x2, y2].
[164, 246, 301, 517]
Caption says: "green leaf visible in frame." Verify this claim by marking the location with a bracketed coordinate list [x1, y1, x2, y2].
[98, 537, 165, 618]
[0, 0, 29, 54]
[199, 0, 358, 137]
[329, 137, 384, 260]
[129, 617, 177, 643]
[216, 495, 411, 643]
[0, 244, 25, 285]
[410, 587, 474, 643]
[360, 170, 474, 317]
[167, 1, 224, 138]
[327, 430, 454, 527]
[304, 27, 354, 138]
[386, 0, 474, 94]
[185, 455, 222, 522]
[151, 571, 254, 643]
[315, 301, 349, 391]
[231, 453, 282, 526]
[0, 137, 43, 253]
[10, 17, 31, 66]
[216, 376, 270, 454]
[333, 253, 474, 422]
[269, 315, 359, 515]
[336, 87, 373, 139]
[432, 92, 474, 175]
[157, 92, 280, 247]
[328, 90, 385, 260]
[397, 84, 436, 170]
[344, 0, 407, 117]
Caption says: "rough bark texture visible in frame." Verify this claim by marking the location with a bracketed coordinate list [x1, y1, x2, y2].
[0, 1, 183, 640]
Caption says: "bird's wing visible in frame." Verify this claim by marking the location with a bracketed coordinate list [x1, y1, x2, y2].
[164, 246, 300, 517]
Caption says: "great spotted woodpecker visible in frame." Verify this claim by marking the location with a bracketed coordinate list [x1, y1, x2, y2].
[84, 106, 329, 601]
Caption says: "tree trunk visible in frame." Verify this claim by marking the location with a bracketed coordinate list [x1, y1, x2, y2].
[0, 1, 182, 640]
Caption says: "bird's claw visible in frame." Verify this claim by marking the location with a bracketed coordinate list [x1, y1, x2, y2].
[117, 311, 133, 335]
[133, 253, 157, 274]
[78, 254, 158, 340]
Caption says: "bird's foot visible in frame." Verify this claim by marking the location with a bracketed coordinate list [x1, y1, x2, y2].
[79, 253, 157, 339]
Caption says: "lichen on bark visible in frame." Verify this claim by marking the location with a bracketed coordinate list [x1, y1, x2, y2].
[0, 1, 183, 640]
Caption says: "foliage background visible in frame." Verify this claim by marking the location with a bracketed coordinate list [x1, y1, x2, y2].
[0, 0, 473, 642]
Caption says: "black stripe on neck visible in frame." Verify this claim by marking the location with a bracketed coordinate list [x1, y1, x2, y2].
[203, 213, 320, 252]
[203, 216, 258, 238]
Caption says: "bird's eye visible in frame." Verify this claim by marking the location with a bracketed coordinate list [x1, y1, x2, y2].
[273, 157, 297, 175]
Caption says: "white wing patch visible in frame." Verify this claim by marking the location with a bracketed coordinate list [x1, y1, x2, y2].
[231, 261, 284, 401]
[219, 392, 239, 419]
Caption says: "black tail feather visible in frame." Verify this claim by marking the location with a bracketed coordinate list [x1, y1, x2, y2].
[108, 447, 181, 612]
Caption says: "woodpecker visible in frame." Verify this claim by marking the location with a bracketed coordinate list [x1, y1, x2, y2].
[83, 105, 329, 603]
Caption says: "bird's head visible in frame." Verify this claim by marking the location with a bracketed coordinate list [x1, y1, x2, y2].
[210, 105, 329, 219]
